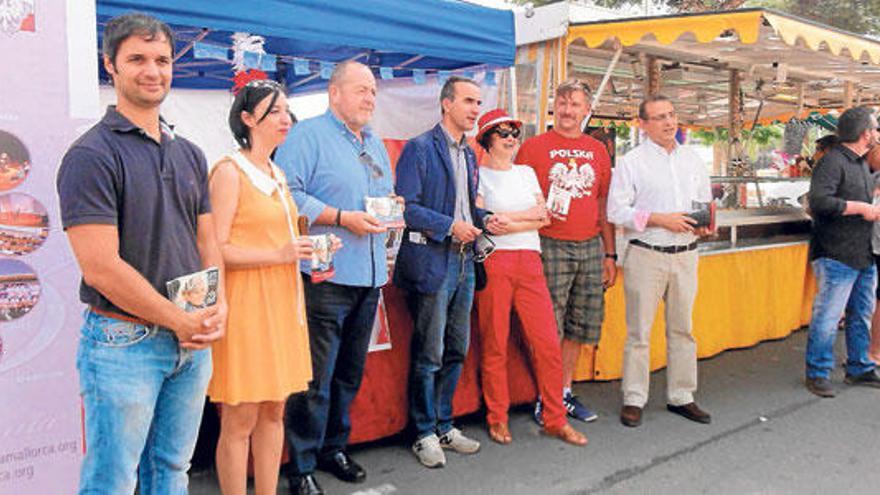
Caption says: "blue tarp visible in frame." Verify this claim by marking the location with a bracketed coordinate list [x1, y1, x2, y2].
[96, 0, 515, 92]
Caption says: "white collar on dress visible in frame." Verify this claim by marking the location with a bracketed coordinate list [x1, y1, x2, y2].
[230, 150, 285, 197]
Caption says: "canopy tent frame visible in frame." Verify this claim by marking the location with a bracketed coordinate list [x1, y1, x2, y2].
[95, 0, 516, 93]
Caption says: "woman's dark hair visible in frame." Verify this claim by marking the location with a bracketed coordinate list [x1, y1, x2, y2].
[815, 134, 837, 152]
[478, 123, 518, 152]
[228, 80, 287, 149]
[478, 127, 496, 152]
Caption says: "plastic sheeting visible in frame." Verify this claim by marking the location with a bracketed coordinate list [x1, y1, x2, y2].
[96, 0, 515, 92]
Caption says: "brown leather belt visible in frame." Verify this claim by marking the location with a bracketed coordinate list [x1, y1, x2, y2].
[89, 306, 152, 326]
[630, 239, 697, 254]
[450, 240, 472, 254]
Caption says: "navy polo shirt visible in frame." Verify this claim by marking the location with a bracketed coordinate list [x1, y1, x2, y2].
[57, 106, 211, 317]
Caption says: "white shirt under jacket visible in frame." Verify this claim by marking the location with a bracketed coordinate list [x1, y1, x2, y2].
[607, 138, 712, 247]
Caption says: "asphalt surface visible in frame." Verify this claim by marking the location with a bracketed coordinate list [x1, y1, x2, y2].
[190, 329, 880, 495]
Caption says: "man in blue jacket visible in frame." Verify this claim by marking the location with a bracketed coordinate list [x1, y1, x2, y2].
[395, 76, 497, 468]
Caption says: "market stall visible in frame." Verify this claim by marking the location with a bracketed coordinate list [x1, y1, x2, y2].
[517, 8, 880, 380]
[76, 4, 880, 453]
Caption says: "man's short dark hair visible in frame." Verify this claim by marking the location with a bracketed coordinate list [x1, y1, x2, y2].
[440, 75, 479, 113]
[103, 12, 174, 66]
[638, 95, 672, 120]
[837, 106, 876, 144]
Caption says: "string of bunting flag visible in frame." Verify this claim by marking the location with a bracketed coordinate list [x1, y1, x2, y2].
[190, 33, 498, 87]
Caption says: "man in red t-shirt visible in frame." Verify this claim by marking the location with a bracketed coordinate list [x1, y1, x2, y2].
[515, 79, 616, 424]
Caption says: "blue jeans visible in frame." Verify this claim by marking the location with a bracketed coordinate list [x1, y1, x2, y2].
[77, 310, 211, 495]
[284, 279, 380, 476]
[806, 258, 877, 379]
[408, 252, 475, 439]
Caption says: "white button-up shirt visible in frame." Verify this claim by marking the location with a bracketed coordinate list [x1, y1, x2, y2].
[608, 138, 711, 246]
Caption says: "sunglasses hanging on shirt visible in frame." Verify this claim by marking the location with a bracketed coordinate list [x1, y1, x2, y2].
[359, 150, 385, 179]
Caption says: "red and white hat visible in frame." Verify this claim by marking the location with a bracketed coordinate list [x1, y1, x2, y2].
[476, 108, 522, 142]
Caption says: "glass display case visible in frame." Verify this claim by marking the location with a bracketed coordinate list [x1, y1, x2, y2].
[703, 176, 811, 251]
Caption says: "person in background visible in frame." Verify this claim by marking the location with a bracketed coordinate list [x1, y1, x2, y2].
[473, 108, 587, 447]
[208, 79, 319, 495]
[812, 134, 838, 165]
[607, 95, 713, 427]
[804, 105, 880, 398]
[515, 79, 616, 426]
[394, 76, 490, 468]
[863, 144, 880, 365]
[275, 61, 394, 495]
[57, 13, 226, 494]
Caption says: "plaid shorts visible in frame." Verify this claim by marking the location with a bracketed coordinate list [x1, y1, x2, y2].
[540, 236, 605, 344]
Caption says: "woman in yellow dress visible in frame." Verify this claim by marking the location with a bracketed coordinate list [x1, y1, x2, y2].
[208, 79, 316, 495]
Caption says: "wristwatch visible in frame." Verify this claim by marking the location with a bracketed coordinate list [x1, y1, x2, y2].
[604, 253, 618, 261]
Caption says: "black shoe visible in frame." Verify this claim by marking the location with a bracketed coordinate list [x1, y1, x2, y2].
[317, 451, 367, 483]
[288, 473, 323, 495]
[667, 402, 711, 424]
[844, 369, 880, 388]
[805, 377, 836, 397]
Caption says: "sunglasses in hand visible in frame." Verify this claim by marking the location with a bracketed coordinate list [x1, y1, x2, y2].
[474, 233, 496, 262]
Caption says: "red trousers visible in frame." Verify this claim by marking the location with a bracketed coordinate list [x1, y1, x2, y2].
[476, 250, 566, 429]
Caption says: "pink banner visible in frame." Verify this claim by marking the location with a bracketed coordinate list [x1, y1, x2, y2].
[0, 2, 88, 493]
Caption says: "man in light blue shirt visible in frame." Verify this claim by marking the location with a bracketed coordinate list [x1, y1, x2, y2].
[275, 60, 393, 495]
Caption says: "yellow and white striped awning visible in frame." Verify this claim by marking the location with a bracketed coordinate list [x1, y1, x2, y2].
[568, 9, 880, 63]
[564, 8, 880, 128]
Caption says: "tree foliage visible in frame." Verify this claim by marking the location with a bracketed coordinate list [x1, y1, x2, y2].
[746, 0, 880, 36]
[572, 0, 746, 11]
[509, 0, 880, 35]
[690, 124, 782, 147]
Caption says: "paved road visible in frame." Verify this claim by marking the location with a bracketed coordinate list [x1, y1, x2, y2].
[191, 329, 880, 494]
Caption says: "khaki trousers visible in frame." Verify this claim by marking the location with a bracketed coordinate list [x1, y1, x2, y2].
[622, 244, 699, 408]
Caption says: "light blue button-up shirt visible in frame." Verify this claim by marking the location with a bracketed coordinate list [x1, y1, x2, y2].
[275, 110, 393, 287]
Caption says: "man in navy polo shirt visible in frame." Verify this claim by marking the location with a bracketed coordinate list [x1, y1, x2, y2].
[56, 13, 226, 494]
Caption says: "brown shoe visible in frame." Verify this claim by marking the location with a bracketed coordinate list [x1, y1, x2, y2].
[620, 405, 642, 427]
[667, 402, 711, 424]
[805, 377, 836, 398]
[543, 423, 587, 447]
[488, 422, 512, 444]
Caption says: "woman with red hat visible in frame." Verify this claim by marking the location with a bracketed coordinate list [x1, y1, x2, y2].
[474, 109, 587, 447]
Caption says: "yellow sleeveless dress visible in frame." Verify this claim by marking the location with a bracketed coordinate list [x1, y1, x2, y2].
[207, 156, 311, 405]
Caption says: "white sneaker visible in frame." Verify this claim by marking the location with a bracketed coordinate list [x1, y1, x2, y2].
[412, 434, 446, 468]
[439, 427, 480, 454]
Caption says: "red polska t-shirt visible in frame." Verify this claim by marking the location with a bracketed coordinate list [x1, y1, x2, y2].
[515, 130, 611, 241]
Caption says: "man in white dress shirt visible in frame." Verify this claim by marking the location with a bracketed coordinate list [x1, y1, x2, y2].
[607, 95, 713, 427]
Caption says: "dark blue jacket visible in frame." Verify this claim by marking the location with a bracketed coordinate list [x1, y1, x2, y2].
[393, 124, 486, 294]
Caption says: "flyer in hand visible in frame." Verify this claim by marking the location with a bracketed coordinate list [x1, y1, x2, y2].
[365, 196, 405, 229]
[309, 234, 336, 283]
[166, 266, 220, 312]
[385, 228, 403, 270]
